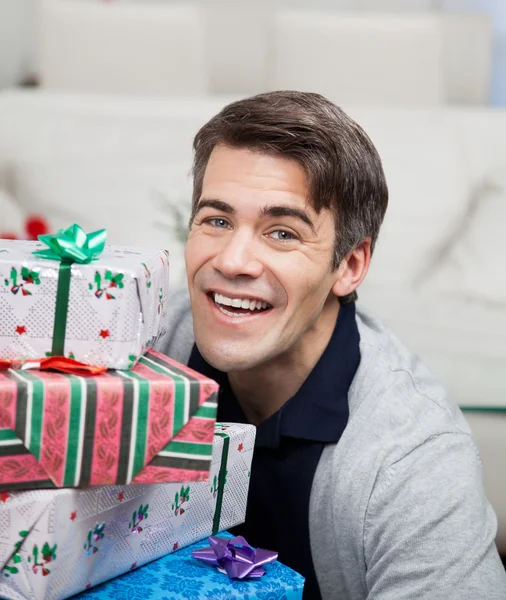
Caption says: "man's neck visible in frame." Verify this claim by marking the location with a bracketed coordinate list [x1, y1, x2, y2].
[227, 298, 340, 426]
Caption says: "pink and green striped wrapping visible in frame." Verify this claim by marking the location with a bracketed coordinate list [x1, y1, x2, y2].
[0, 350, 218, 490]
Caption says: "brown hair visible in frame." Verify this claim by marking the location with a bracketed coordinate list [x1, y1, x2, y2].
[191, 91, 388, 303]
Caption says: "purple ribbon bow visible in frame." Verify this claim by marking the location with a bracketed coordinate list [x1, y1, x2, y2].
[192, 535, 278, 580]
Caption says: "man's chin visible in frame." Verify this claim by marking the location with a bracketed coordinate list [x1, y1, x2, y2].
[197, 342, 260, 374]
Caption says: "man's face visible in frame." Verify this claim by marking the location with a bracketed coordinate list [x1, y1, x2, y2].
[185, 144, 339, 373]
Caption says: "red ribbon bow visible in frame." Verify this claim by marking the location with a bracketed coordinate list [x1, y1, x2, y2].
[0, 356, 106, 376]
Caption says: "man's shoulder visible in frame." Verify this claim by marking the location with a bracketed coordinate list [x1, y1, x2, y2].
[314, 306, 505, 600]
[155, 289, 194, 365]
[317, 304, 478, 533]
[345, 305, 472, 457]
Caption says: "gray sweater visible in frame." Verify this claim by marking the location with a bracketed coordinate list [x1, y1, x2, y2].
[156, 292, 506, 599]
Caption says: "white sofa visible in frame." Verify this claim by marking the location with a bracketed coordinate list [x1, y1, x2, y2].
[0, 90, 505, 552]
[34, 2, 493, 105]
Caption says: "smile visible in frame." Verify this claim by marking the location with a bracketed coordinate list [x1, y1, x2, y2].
[210, 292, 272, 318]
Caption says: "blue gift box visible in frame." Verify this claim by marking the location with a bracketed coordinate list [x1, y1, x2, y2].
[75, 532, 305, 600]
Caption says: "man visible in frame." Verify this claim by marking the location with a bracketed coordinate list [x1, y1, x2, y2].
[157, 91, 506, 599]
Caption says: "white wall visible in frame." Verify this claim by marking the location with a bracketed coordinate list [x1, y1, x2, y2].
[443, 0, 506, 104]
[0, 0, 37, 88]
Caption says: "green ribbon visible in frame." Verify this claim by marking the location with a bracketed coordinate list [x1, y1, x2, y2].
[213, 432, 230, 535]
[33, 224, 107, 356]
[460, 406, 506, 414]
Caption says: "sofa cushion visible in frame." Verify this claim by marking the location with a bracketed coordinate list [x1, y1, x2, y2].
[39, 0, 208, 95]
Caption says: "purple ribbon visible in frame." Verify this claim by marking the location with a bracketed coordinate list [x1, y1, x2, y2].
[192, 535, 278, 580]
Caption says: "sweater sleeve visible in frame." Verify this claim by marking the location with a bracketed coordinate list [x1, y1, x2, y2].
[363, 432, 506, 599]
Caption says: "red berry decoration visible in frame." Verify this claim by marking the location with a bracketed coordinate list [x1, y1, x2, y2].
[25, 216, 49, 240]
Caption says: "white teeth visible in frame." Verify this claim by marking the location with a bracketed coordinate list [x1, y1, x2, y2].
[213, 293, 271, 312]
[218, 306, 247, 318]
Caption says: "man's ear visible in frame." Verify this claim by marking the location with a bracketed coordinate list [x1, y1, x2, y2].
[331, 238, 371, 298]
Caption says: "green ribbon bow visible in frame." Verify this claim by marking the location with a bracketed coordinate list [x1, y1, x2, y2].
[33, 224, 106, 263]
[33, 224, 107, 356]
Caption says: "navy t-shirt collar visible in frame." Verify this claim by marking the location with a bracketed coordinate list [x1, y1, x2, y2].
[188, 302, 360, 449]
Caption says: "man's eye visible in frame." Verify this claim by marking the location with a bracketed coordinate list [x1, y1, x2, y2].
[206, 218, 230, 229]
[268, 230, 296, 241]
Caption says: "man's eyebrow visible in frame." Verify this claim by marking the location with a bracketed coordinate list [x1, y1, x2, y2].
[194, 199, 236, 214]
[261, 205, 316, 235]
[194, 199, 317, 235]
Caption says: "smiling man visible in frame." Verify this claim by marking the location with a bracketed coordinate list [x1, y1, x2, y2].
[158, 91, 506, 599]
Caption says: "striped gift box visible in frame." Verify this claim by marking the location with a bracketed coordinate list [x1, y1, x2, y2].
[0, 350, 218, 490]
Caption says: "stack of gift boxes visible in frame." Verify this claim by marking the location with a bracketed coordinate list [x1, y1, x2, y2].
[0, 227, 304, 600]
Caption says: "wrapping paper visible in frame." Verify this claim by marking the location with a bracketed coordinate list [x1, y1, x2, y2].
[0, 350, 218, 489]
[76, 532, 305, 600]
[0, 423, 256, 600]
[0, 239, 170, 369]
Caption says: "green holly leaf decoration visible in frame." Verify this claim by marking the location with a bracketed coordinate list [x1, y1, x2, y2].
[3, 565, 19, 576]
[19, 266, 39, 284]
[181, 486, 190, 502]
[85, 530, 92, 550]
[41, 542, 56, 561]
[95, 523, 105, 539]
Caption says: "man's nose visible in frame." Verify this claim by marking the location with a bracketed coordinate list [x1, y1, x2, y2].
[211, 230, 263, 279]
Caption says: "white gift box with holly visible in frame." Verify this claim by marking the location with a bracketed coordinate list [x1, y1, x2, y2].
[0, 227, 170, 369]
[0, 423, 255, 600]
